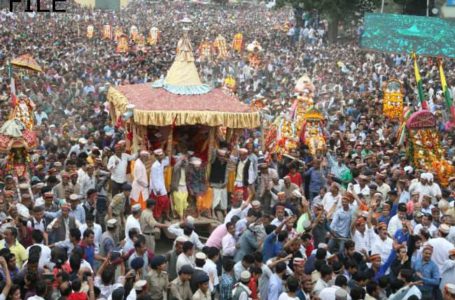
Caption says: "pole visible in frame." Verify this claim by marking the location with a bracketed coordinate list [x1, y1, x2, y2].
[381, 0, 385, 13]
[427, 0, 430, 16]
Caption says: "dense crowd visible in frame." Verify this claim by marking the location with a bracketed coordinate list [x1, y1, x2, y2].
[0, 0, 454, 300]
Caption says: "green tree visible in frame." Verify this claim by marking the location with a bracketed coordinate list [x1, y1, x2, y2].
[276, 0, 380, 42]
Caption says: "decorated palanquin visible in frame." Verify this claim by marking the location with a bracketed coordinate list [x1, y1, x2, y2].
[198, 38, 214, 62]
[103, 25, 112, 40]
[213, 34, 228, 59]
[147, 27, 160, 45]
[383, 80, 404, 120]
[135, 34, 147, 53]
[130, 25, 139, 42]
[114, 27, 123, 42]
[0, 110, 37, 179]
[10, 94, 35, 130]
[264, 113, 299, 159]
[292, 75, 317, 146]
[116, 34, 129, 53]
[232, 33, 244, 52]
[87, 25, 94, 39]
[406, 110, 453, 186]
[301, 107, 326, 156]
[246, 40, 262, 69]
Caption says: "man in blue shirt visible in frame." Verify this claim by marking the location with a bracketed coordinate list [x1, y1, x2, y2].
[413, 245, 440, 298]
[262, 217, 291, 262]
[268, 262, 286, 300]
[329, 196, 352, 253]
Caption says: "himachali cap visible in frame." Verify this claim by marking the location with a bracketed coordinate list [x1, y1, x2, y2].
[240, 270, 251, 281]
[252, 200, 261, 208]
[439, 224, 450, 234]
[106, 219, 117, 228]
[154, 148, 164, 156]
[69, 194, 80, 201]
[195, 252, 207, 260]
[190, 157, 202, 166]
[176, 236, 189, 243]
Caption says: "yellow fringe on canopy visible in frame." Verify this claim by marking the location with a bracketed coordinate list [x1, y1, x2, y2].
[107, 87, 261, 129]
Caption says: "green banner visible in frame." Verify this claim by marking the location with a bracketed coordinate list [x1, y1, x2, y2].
[360, 13, 455, 58]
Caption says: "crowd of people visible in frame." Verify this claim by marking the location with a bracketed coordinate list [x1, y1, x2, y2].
[0, 0, 454, 300]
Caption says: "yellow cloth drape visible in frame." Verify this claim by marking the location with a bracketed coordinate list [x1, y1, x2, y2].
[164, 166, 172, 191]
[227, 170, 236, 193]
[107, 87, 261, 129]
[197, 187, 213, 210]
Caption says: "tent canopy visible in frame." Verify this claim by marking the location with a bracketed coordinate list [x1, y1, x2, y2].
[108, 84, 260, 128]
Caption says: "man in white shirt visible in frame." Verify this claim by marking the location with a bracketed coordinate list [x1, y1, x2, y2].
[168, 222, 204, 250]
[413, 213, 438, 237]
[388, 203, 407, 237]
[149, 148, 171, 221]
[67, 137, 88, 158]
[203, 248, 220, 293]
[131, 150, 150, 209]
[176, 241, 195, 273]
[125, 204, 142, 244]
[27, 230, 51, 269]
[108, 143, 137, 196]
[79, 214, 103, 254]
[426, 224, 455, 274]
[322, 183, 342, 213]
[352, 175, 370, 198]
[372, 222, 393, 263]
[232, 148, 256, 202]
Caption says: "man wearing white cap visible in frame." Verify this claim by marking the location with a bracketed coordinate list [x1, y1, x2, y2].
[426, 224, 455, 274]
[209, 148, 229, 216]
[232, 148, 256, 203]
[149, 148, 171, 221]
[125, 204, 142, 244]
[67, 137, 88, 159]
[131, 150, 150, 209]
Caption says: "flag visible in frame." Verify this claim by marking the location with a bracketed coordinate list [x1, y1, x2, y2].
[438, 59, 455, 120]
[412, 53, 427, 110]
[8, 64, 17, 107]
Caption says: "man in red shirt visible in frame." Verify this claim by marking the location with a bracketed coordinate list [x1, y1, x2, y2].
[248, 266, 262, 300]
[287, 165, 303, 191]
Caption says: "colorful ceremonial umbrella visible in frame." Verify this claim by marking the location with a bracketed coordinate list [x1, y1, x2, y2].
[11, 54, 42, 73]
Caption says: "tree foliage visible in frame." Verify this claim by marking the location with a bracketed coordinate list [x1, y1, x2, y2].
[275, 0, 380, 41]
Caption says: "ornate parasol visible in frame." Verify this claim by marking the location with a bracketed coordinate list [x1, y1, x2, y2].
[11, 54, 43, 73]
